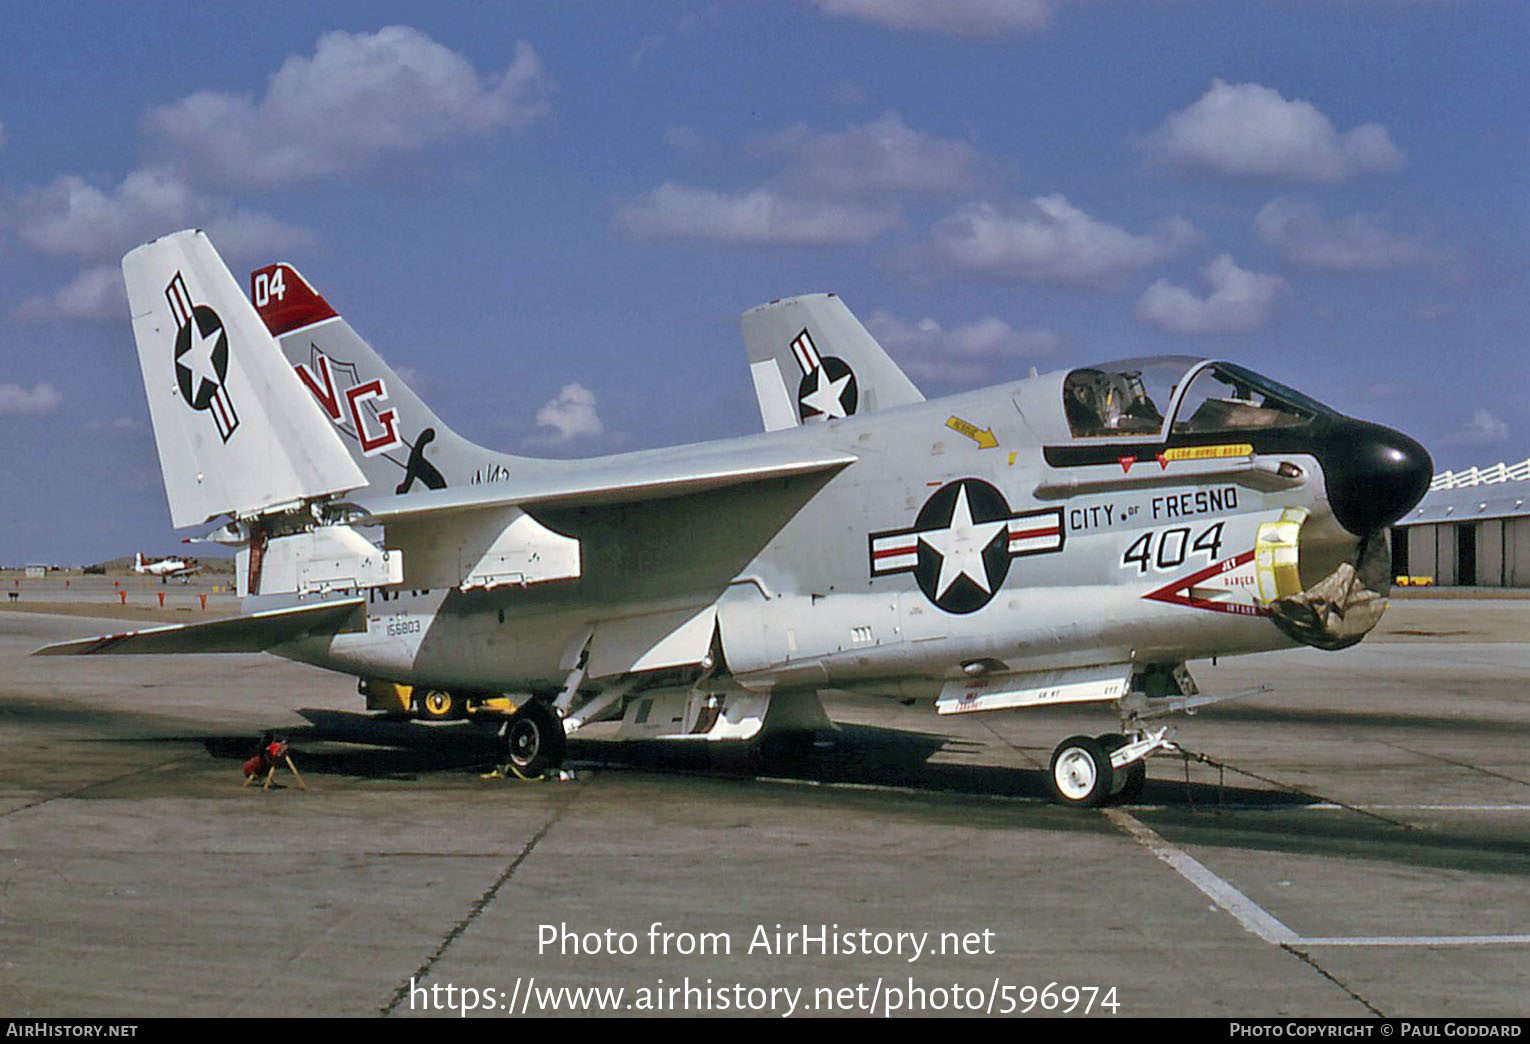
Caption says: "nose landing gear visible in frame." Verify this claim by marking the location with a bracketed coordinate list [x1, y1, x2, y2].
[1048, 727, 1166, 808]
[1047, 672, 1265, 807]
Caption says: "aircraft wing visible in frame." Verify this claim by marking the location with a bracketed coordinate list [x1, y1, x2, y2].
[354, 442, 858, 524]
[34, 598, 365, 656]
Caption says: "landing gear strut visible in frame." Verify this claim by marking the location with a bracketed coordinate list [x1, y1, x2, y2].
[1098, 733, 1147, 804]
[501, 699, 567, 777]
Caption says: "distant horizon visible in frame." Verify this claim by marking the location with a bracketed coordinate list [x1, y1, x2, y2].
[3, 554, 236, 572]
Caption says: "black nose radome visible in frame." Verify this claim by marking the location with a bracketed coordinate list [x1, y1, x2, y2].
[1321, 420, 1433, 535]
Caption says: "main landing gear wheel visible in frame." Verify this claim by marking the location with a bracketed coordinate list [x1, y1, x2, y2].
[1049, 735, 1113, 808]
[503, 700, 567, 777]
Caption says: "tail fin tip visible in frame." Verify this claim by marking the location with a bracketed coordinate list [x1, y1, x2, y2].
[121, 230, 365, 528]
[740, 292, 923, 432]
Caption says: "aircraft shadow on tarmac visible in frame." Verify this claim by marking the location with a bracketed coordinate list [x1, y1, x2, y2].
[60, 702, 1526, 877]
[187, 709, 1304, 810]
[84, 711, 1527, 879]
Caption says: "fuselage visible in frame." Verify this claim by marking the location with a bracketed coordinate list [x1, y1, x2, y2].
[269, 356, 1431, 703]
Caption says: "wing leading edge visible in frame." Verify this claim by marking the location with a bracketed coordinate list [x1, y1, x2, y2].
[34, 598, 365, 657]
[353, 444, 859, 525]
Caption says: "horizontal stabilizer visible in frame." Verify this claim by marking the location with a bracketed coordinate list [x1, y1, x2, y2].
[33, 599, 365, 657]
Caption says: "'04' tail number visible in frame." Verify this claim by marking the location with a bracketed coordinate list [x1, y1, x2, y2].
[1121, 521, 1224, 574]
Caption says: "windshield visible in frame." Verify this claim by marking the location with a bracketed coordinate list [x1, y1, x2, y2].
[1062, 357, 1197, 438]
[1171, 362, 1329, 434]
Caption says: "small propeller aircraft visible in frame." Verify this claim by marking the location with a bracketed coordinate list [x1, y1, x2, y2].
[131, 551, 199, 581]
[38, 230, 1432, 805]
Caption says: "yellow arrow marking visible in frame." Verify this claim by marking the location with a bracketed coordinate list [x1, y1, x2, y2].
[946, 415, 999, 449]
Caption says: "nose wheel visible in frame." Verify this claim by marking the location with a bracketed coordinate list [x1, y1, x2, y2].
[1049, 729, 1164, 807]
[1050, 735, 1113, 807]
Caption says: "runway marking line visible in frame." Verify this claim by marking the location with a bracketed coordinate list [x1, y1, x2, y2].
[1296, 935, 1530, 947]
[1104, 808, 1298, 945]
[1104, 809, 1530, 948]
[1305, 803, 1530, 813]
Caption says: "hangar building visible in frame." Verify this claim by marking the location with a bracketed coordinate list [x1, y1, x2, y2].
[1392, 459, 1530, 588]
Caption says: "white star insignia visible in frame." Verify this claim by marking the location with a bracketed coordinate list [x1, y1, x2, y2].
[919, 484, 1007, 599]
[800, 367, 852, 419]
[179, 320, 223, 402]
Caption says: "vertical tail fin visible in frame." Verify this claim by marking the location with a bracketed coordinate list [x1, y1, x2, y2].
[740, 293, 924, 432]
[123, 231, 367, 528]
[250, 262, 525, 494]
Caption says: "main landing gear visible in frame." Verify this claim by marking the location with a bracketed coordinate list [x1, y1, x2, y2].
[499, 699, 567, 778]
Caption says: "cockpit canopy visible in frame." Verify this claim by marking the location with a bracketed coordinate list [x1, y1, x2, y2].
[1062, 358, 1332, 440]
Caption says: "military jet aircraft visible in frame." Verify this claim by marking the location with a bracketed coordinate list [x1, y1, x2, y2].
[39, 229, 1432, 806]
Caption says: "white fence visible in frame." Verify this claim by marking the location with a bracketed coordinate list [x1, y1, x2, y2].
[1429, 458, 1530, 492]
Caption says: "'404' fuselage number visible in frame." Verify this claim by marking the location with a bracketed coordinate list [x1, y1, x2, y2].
[1121, 521, 1224, 574]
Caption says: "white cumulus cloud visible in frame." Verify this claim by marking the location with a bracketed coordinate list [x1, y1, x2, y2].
[535, 383, 604, 442]
[613, 184, 899, 248]
[0, 383, 63, 417]
[13, 266, 127, 324]
[761, 114, 986, 199]
[909, 195, 1198, 290]
[615, 115, 978, 249]
[865, 310, 1064, 385]
[1440, 410, 1510, 448]
[13, 168, 314, 320]
[16, 168, 315, 265]
[1254, 198, 1435, 270]
[806, 0, 1055, 37]
[149, 27, 548, 189]
[1136, 255, 1286, 335]
[1146, 80, 1403, 183]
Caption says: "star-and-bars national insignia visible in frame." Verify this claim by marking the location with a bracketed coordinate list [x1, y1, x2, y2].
[869, 478, 1064, 614]
[790, 328, 858, 422]
[166, 271, 239, 442]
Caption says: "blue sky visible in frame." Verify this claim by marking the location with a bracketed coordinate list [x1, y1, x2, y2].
[1, 1, 1525, 564]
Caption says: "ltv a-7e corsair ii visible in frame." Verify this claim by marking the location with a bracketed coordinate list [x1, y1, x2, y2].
[39, 230, 1432, 806]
